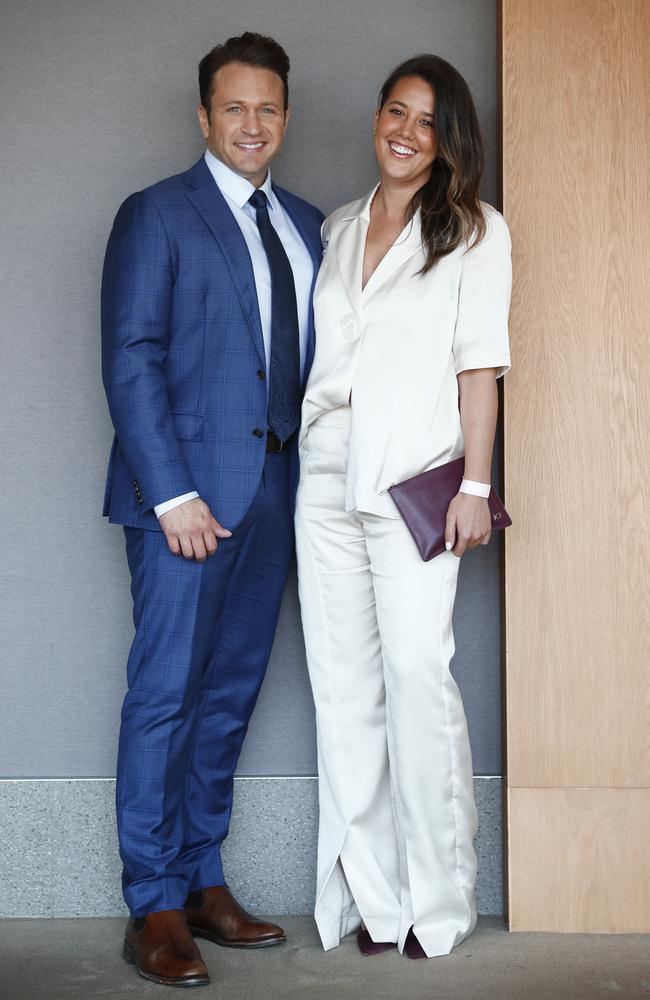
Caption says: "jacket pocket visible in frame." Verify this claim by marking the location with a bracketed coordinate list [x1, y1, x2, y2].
[171, 411, 205, 442]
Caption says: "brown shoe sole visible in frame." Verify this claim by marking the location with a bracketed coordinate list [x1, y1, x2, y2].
[187, 925, 286, 949]
[123, 939, 210, 987]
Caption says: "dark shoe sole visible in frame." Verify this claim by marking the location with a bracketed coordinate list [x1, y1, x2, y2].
[188, 926, 286, 949]
[403, 930, 428, 960]
[356, 929, 397, 957]
[122, 939, 210, 987]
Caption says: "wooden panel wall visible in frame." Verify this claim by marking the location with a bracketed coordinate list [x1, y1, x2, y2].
[501, 0, 650, 931]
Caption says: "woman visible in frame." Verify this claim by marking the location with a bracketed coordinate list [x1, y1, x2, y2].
[295, 55, 511, 960]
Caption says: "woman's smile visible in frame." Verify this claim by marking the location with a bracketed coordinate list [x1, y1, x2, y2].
[387, 140, 417, 158]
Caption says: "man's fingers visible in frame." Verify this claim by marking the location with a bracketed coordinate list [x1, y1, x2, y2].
[480, 531, 492, 546]
[191, 535, 208, 562]
[166, 532, 181, 556]
[212, 516, 232, 538]
[164, 508, 229, 560]
[203, 530, 218, 557]
[167, 529, 220, 560]
[179, 535, 194, 560]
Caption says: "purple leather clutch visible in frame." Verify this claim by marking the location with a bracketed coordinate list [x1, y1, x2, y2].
[387, 457, 512, 561]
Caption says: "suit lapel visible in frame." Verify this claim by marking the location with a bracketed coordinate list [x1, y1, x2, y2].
[336, 215, 368, 320]
[183, 158, 265, 367]
[333, 186, 424, 316]
[361, 211, 423, 304]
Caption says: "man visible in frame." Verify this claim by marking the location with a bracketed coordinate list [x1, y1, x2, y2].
[101, 32, 323, 987]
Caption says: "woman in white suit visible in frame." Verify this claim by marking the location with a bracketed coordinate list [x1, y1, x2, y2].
[295, 55, 511, 960]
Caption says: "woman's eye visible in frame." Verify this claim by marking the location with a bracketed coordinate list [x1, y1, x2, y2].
[389, 108, 404, 117]
[419, 119, 433, 129]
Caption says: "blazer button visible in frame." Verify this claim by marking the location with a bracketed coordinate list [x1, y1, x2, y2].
[257, 370, 266, 381]
[132, 479, 138, 486]
[252, 428, 264, 438]
[341, 314, 358, 341]
[137, 498, 143, 505]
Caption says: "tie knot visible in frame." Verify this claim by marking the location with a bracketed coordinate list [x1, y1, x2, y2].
[248, 189, 268, 212]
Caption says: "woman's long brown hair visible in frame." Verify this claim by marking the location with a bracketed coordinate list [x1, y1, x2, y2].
[378, 54, 486, 273]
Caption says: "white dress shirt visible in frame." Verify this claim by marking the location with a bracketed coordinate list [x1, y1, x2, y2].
[154, 150, 314, 519]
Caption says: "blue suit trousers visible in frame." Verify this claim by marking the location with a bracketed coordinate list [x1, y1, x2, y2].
[116, 451, 292, 916]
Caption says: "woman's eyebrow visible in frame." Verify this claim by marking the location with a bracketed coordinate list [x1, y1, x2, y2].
[386, 99, 434, 116]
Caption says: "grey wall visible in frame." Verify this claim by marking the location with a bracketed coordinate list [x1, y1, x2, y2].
[0, 0, 500, 780]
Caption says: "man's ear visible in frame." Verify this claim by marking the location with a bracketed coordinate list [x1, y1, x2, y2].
[283, 105, 292, 132]
[197, 104, 210, 140]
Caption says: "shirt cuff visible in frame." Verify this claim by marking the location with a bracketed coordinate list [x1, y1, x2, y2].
[154, 491, 200, 519]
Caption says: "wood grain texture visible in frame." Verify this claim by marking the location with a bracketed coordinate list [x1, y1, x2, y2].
[508, 787, 650, 932]
[502, 0, 650, 789]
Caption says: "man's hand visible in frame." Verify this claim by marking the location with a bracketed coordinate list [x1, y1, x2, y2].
[159, 498, 232, 561]
[444, 493, 491, 557]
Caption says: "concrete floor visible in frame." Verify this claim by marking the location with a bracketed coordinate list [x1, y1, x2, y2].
[0, 916, 649, 1000]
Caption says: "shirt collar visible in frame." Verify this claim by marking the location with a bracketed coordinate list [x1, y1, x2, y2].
[204, 149, 277, 211]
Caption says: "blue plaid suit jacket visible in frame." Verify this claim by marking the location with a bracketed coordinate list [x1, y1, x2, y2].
[101, 157, 324, 531]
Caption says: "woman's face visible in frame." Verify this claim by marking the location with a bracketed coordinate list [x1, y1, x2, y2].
[374, 75, 437, 187]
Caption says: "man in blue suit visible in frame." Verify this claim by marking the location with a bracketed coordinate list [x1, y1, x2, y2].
[101, 32, 323, 987]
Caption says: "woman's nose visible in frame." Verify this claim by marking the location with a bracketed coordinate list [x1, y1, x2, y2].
[397, 119, 415, 139]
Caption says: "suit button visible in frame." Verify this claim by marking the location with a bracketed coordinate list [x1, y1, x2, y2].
[252, 428, 264, 438]
[137, 498, 143, 505]
[132, 479, 138, 486]
[341, 314, 358, 341]
[257, 370, 266, 381]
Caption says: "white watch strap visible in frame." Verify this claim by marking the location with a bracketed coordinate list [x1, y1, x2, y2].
[459, 479, 491, 499]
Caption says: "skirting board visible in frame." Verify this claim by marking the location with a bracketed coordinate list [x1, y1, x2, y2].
[0, 776, 503, 917]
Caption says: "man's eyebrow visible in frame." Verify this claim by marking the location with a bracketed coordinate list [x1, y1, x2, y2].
[218, 97, 282, 107]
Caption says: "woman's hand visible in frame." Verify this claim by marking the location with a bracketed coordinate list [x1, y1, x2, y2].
[444, 492, 492, 557]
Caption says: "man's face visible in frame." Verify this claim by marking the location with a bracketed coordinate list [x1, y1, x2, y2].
[197, 62, 290, 187]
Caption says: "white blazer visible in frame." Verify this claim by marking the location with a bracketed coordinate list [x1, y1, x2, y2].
[300, 186, 512, 517]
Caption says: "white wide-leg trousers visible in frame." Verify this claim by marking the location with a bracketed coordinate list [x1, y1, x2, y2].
[295, 408, 479, 958]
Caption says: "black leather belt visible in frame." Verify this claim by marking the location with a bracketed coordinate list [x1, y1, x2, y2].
[266, 430, 284, 453]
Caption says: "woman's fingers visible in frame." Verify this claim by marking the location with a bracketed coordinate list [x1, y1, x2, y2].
[446, 495, 492, 556]
[445, 512, 457, 553]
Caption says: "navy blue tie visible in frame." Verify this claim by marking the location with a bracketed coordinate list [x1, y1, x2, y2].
[248, 189, 301, 443]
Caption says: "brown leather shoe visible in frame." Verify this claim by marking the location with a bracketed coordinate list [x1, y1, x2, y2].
[185, 886, 286, 949]
[123, 909, 210, 987]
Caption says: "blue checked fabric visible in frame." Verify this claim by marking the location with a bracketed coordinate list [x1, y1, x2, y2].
[248, 189, 301, 443]
[101, 156, 323, 534]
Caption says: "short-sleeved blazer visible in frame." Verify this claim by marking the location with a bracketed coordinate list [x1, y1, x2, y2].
[300, 186, 512, 517]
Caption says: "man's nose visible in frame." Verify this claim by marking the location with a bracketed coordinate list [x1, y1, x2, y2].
[241, 111, 262, 134]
